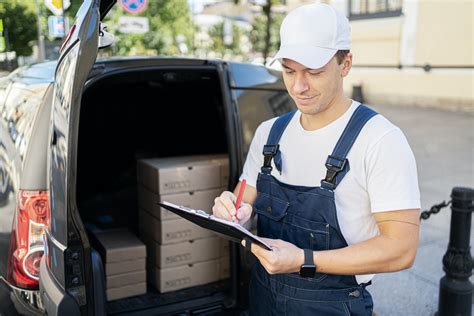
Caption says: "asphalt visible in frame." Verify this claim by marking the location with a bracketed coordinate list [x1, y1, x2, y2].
[367, 103, 474, 316]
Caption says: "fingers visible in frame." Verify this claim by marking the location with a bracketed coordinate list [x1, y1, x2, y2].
[212, 203, 233, 221]
[241, 239, 274, 273]
[260, 237, 282, 248]
[241, 239, 270, 259]
[236, 202, 252, 224]
[242, 238, 302, 275]
[212, 191, 237, 221]
[220, 191, 237, 216]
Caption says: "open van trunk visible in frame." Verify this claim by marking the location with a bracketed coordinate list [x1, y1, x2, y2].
[75, 63, 236, 315]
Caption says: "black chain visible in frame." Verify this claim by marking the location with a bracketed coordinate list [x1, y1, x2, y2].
[420, 200, 452, 220]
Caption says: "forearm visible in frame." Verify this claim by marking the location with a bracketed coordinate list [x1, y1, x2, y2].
[313, 233, 418, 275]
[251, 210, 420, 276]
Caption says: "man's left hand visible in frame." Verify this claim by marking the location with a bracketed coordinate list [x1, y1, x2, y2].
[242, 238, 304, 274]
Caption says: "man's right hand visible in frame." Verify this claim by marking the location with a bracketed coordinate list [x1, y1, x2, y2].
[212, 191, 253, 225]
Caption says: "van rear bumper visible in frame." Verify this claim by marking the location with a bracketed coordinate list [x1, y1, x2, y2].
[0, 277, 44, 315]
[39, 257, 80, 316]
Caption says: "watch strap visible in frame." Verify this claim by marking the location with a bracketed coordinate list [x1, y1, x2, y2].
[304, 248, 313, 266]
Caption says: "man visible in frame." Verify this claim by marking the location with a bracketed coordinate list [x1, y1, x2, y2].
[213, 3, 420, 315]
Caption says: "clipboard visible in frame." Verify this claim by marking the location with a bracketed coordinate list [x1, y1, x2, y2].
[159, 201, 272, 251]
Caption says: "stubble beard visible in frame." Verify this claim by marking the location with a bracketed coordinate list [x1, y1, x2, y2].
[297, 100, 327, 116]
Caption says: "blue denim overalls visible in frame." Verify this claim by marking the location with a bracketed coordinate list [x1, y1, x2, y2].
[249, 104, 377, 315]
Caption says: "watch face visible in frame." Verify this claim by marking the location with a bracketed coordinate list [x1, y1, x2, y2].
[299, 265, 316, 278]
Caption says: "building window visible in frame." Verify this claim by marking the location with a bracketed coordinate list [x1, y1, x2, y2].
[348, 0, 402, 20]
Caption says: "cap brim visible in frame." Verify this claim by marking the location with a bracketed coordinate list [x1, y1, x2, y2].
[269, 45, 337, 69]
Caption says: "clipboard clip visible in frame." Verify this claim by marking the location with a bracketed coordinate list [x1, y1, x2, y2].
[193, 209, 210, 218]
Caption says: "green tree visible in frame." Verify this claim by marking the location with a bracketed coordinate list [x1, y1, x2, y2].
[66, 1, 82, 20]
[250, 12, 282, 61]
[103, 0, 194, 56]
[0, 0, 37, 56]
[249, 0, 284, 63]
[208, 20, 245, 57]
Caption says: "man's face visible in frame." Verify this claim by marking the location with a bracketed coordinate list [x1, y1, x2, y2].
[281, 55, 350, 115]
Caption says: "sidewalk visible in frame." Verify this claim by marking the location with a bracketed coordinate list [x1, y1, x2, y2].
[368, 104, 474, 315]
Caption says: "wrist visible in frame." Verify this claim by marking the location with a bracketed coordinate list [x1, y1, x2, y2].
[299, 249, 317, 278]
[296, 248, 305, 272]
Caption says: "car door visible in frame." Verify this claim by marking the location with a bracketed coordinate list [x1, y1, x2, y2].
[39, 1, 115, 315]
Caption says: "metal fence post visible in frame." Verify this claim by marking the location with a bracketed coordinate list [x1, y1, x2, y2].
[437, 187, 473, 316]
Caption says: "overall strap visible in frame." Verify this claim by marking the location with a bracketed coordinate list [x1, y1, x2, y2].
[321, 104, 378, 190]
[261, 111, 297, 174]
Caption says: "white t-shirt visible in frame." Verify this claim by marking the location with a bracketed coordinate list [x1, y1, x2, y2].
[240, 101, 421, 284]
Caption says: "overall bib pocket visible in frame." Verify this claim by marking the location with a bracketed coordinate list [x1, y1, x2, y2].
[254, 192, 289, 240]
[282, 216, 330, 282]
[282, 216, 330, 251]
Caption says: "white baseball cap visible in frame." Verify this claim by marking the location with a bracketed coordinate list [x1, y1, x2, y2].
[269, 3, 351, 69]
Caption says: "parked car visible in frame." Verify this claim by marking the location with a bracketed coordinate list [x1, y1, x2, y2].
[0, 0, 295, 315]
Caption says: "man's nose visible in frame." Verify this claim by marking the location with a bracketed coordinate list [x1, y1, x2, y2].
[292, 73, 309, 94]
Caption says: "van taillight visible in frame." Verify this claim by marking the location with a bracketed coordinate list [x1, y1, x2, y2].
[7, 190, 50, 290]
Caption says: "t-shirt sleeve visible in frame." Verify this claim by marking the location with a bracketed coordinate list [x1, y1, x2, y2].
[239, 122, 268, 188]
[366, 128, 421, 213]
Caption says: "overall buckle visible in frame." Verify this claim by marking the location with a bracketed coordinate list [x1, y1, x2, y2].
[261, 144, 279, 173]
[263, 144, 279, 156]
[324, 155, 347, 183]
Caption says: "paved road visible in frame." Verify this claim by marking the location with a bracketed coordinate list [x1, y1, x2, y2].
[368, 104, 474, 316]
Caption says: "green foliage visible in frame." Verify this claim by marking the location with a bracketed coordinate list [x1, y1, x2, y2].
[250, 13, 282, 57]
[0, 0, 37, 56]
[66, 0, 82, 19]
[245, 0, 285, 61]
[103, 0, 194, 56]
[208, 20, 245, 57]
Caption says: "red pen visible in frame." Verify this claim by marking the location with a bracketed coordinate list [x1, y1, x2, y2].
[234, 179, 246, 221]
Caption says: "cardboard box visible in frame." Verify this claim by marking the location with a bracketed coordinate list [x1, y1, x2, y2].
[92, 229, 146, 263]
[137, 155, 229, 195]
[142, 235, 220, 268]
[106, 282, 146, 301]
[138, 186, 224, 221]
[219, 238, 230, 257]
[149, 260, 220, 293]
[106, 270, 146, 289]
[219, 257, 230, 280]
[139, 209, 214, 244]
[105, 258, 146, 276]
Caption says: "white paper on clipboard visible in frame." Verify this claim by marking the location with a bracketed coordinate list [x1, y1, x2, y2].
[159, 201, 273, 251]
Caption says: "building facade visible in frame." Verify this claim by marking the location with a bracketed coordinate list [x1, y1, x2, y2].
[329, 0, 473, 111]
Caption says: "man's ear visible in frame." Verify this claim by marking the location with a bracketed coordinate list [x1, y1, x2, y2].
[341, 52, 353, 77]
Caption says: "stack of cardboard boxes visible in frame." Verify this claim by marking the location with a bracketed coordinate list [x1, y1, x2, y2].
[137, 155, 230, 293]
[93, 229, 147, 301]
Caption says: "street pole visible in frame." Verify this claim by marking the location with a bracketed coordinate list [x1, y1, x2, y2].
[437, 187, 473, 316]
[35, 0, 45, 62]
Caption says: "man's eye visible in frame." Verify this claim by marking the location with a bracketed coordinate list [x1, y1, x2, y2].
[308, 72, 321, 76]
[284, 71, 294, 75]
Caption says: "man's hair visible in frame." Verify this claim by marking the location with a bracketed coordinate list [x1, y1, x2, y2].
[336, 50, 350, 65]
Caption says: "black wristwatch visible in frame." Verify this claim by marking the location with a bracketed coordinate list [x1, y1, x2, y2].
[299, 248, 316, 278]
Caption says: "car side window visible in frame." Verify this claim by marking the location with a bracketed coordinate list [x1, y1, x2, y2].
[235, 89, 295, 156]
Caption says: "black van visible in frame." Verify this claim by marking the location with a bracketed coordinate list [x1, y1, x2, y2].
[0, 0, 295, 315]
